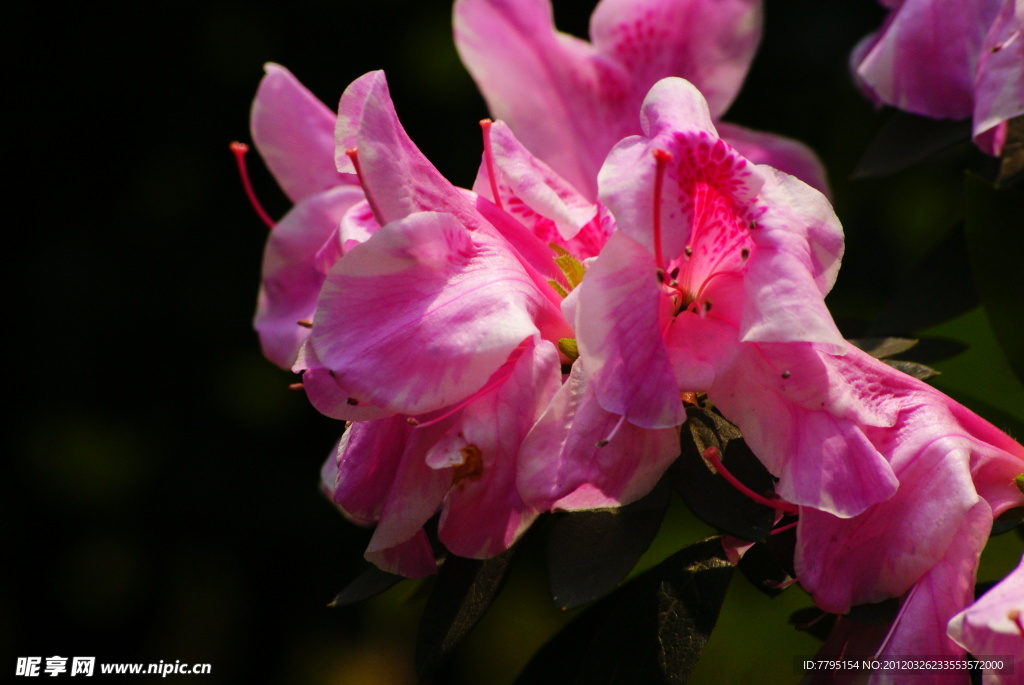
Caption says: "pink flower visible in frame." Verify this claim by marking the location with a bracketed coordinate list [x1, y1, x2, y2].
[797, 351, 1024, 682]
[852, 0, 1024, 155]
[304, 67, 682, 573]
[572, 77, 901, 518]
[454, 0, 830, 197]
[248, 64, 366, 369]
[948, 555, 1024, 685]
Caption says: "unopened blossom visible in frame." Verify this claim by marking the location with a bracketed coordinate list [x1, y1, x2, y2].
[454, 0, 830, 198]
[248, 64, 366, 369]
[852, 0, 1024, 155]
[948, 555, 1024, 685]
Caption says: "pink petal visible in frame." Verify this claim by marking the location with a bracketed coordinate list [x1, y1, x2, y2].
[589, 0, 762, 119]
[251, 63, 356, 203]
[716, 121, 831, 197]
[476, 120, 598, 240]
[973, 0, 1024, 155]
[429, 340, 561, 558]
[948, 554, 1024, 679]
[334, 71, 478, 226]
[740, 168, 846, 351]
[311, 211, 550, 416]
[518, 360, 680, 510]
[254, 185, 365, 369]
[852, 0, 998, 119]
[576, 231, 686, 429]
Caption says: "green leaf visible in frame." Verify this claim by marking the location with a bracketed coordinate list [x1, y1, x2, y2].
[415, 546, 519, 678]
[881, 358, 940, 380]
[329, 563, 404, 607]
[547, 480, 671, 609]
[670, 407, 776, 542]
[964, 172, 1024, 386]
[853, 110, 972, 178]
[868, 223, 979, 335]
[515, 538, 734, 685]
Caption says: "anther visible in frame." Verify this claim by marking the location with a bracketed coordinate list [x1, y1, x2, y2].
[480, 119, 504, 210]
[740, 247, 750, 260]
[749, 220, 759, 230]
[406, 417, 420, 426]
[346, 397, 359, 406]
[656, 268, 666, 284]
[669, 266, 680, 280]
[288, 382, 304, 391]
[781, 371, 791, 379]
[297, 319, 313, 329]
[684, 246, 693, 258]
[229, 142, 276, 229]
[703, 301, 713, 312]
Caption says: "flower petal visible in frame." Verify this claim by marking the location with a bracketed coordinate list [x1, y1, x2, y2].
[716, 121, 831, 197]
[311, 211, 548, 415]
[251, 63, 355, 202]
[430, 340, 561, 558]
[973, 0, 1024, 155]
[254, 185, 365, 369]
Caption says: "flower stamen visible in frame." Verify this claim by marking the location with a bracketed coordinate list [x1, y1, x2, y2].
[652, 149, 673, 275]
[480, 119, 504, 210]
[229, 142, 275, 229]
[702, 446, 799, 514]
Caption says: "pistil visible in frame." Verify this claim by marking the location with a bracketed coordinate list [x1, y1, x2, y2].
[702, 446, 799, 514]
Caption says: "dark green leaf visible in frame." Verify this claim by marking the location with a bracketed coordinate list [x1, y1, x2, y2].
[848, 337, 919, 359]
[882, 358, 940, 380]
[997, 115, 1024, 184]
[515, 538, 734, 685]
[329, 563, 404, 607]
[992, 506, 1024, 535]
[737, 542, 794, 598]
[964, 172, 1024, 386]
[415, 546, 518, 678]
[867, 223, 979, 335]
[547, 479, 672, 609]
[853, 110, 972, 178]
[671, 408, 776, 542]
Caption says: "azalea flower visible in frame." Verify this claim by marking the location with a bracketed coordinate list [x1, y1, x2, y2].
[852, 0, 1024, 155]
[454, 0, 830, 197]
[570, 77, 901, 518]
[948, 554, 1024, 685]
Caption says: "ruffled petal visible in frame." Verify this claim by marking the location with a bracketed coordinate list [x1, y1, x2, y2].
[948, 554, 1024, 681]
[716, 121, 831, 197]
[311, 211, 548, 415]
[973, 0, 1024, 155]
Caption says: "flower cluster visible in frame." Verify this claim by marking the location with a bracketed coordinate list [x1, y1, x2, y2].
[240, 0, 1024, 679]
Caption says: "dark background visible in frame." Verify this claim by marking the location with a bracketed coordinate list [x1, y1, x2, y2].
[9, 1, 1022, 683]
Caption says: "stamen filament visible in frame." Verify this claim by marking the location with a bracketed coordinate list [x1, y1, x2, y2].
[345, 147, 386, 224]
[480, 119, 504, 210]
[702, 446, 799, 514]
[229, 142, 275, 229]
[873, 583, 920, 660]
[596, 413, 628, 447]
[770, 520, 799, 536]
[652, 149, 673, 274]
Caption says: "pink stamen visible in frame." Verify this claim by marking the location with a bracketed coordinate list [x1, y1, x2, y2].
[702, 446, 799, 514]
[873, 583, 920, 660]
[652, 149, 673, 275]
[480, 119, 503, 210]
[229, 142, 275, 229]
[596, 413, 627, 447]
[771, 520, 799, 536]
[1011, 609, 1024, 636]
[345, 147, 386, 224]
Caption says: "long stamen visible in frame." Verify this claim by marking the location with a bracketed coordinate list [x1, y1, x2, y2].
[702, 446, 799, 514]
[652, 149, 673, 275]
[873, 583, 920, 660]
[229, 142, 275, 229]
[345, 147, 386, 224]
[480, 119, 504, 210]
[770, 520, 799, 536]
[596, 413, 628, 447]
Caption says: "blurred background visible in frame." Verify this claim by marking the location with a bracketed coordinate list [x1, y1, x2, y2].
[8, 1, 1022, 683]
